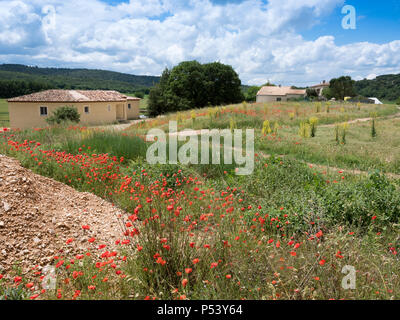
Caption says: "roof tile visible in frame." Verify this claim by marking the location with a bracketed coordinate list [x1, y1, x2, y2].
[8, 90, 140, 102]
[257, 86, 306, 96]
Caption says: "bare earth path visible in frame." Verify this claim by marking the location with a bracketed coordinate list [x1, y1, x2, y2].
[0, 154, 126, 274]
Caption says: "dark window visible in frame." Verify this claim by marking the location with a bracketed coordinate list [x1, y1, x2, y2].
[277, 98, 282, 101]
[40, 106, 48, 116]
[84, 106, 89, 114]
[128, 103, 131, 109]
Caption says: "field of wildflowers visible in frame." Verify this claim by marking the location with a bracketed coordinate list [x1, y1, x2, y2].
[1, 101, 400, 300]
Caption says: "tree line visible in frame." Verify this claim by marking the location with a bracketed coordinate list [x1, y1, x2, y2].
[354, 74, 400, 101]
[0, 80, 52, 99]
[0, 64, 159, 98]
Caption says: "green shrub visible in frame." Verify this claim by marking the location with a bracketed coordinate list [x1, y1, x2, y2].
[309, 117, 318, 137]
[46, 106, 80, 125]
[321, 172, 400, 228]
[134, 91, 145, 99]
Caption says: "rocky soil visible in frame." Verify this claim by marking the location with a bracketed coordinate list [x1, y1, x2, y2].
[0, 154, 126, 274]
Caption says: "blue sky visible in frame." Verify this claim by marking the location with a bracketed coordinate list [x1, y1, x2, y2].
[0, 0, 399, 86]
[302, 0, 400, 45]
[100, 0, 400, 44]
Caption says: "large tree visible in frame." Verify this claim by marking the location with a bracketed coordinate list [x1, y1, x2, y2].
[148, 61, 244, 116]
[329, 76, 356, 100]
[148, 68, 171, 117]
[202, 62, 244, 106]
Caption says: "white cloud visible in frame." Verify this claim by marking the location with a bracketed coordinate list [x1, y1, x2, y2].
[0, 0, 399, 86]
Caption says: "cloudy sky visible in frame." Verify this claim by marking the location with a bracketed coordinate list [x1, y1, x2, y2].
[1, 0, 400, 86]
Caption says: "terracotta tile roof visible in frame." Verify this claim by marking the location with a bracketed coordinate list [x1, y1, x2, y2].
[257, 86, 306, 96]
[7, 90, 140, 103]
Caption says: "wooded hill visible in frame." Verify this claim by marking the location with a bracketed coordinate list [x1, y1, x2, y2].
[0, 64, 160, 98]
[354, 74, 400, 101]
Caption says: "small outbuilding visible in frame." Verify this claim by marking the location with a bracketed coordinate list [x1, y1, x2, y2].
[256, 86, 306, 103]
[309, 81, 330, 96]
[7, 90, 140, 129]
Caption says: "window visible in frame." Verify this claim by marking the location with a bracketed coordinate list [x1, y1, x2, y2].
[108, 105, 111, 111]
[277, 98, 282, 102]
[40, 106, 48, 116]
[128, 103, 131, 110]
[84, 106, 89, 114]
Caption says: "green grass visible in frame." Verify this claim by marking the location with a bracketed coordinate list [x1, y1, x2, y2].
[0, 99, 9, 127]
[2, 101, 400, 300]
[139, 95, 149, 114]
[122, 93, 149, 115]
[255, 117, 400, 174]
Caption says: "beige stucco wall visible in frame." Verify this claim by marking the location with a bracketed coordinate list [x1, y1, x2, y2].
[126, 100, 140, 120]
[286, 94, 305, 100]
[256, 95, 287, 103]
[256, 94, 304, 103]
[8, 101, 124, 129]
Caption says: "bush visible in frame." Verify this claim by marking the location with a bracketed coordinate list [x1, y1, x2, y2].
[396, 97, 400, 105]
[46, 106, 80, 125]
[134, 91, 145, 99]
[321, 172, 400, 228]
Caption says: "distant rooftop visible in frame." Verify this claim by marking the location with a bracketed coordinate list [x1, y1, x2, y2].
[310, 81, 330, 88]
[8, 90, 140, 103]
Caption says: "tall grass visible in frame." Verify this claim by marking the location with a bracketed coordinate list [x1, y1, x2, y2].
[62, 130, 148, 161]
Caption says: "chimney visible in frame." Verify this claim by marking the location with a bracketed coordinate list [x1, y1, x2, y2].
[323, 80, 326, 84]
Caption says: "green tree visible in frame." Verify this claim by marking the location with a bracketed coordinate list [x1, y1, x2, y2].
[262, 81, 276, 87]
[322, 87, 333, 100]
[148, 61, 244, 116]
[46, 106, 80, 125]
[329, 76, 356, 100]
[306, 88, 318, 99]
[203, 62, 244, 105]
[166, 61, 207, 111]
[148, 68, 171, 117]
[244, 86, 261, 102]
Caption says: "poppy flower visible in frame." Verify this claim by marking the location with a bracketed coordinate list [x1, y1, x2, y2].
[26, 283, 34, 289]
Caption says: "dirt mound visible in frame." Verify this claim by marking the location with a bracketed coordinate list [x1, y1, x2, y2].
[0, 154, 126, 274]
